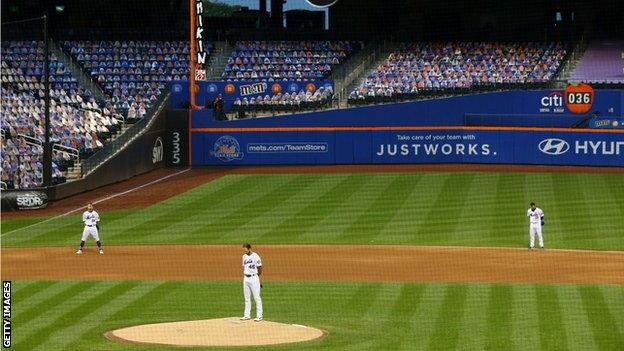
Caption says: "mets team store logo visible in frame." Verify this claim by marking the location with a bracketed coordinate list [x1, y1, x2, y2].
[539, 138, 570, 155]
[211, 136, 244, 162]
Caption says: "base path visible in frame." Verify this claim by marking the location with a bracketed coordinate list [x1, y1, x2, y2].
[105, 317, 325, 347]
[2, 245, 623, 285]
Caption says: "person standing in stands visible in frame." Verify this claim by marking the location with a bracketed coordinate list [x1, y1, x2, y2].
[213, 94, 226, 121]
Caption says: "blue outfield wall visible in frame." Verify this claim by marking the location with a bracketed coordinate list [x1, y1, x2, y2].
[187, 89, 624, 128]
[192, 128, 624, 167]
[186, 89, 623, 167]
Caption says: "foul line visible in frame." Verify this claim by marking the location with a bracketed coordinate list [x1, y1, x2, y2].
[1, 167, 191, 237]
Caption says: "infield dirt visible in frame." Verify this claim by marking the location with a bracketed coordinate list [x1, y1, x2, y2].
[3, 244, 623, 285]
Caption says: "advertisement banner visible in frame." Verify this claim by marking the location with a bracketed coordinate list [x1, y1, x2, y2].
[191, 128, 624, 167]
[0, 190, 48, 211]
[590, 118, 624, 129]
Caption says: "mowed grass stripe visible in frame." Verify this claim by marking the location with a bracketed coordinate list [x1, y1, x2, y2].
[178, 175, 289, 239]
[600, 286, 624, 337]
[557, 285, 595, 351]
[260, 174, 365, 241]
[408, 285, 459, 349]
[13, 281, 59, 309]
[47, 282, 163, 350]
[486, 284, 514, 350]
[14, 282, 68, 312]
[452, 173, 501, 246]
[602, 175, 624, 217]
[489, 173, 528, 246]
[372, 284, 425, 350]
[536, 285, 567, 351]
[578, 176, 616, 242]
[295, 174, 376, 243]
[343, 174, 423, 242]
[31, 281, 139, 351]
[427, 284, 469, 350]
[116, 175, 247, 226]
[208, 175, 322, 242]
[74, 281, 178, 348]
[112, 176, 255, 240]
[343, 282, 384, 319]
[550, 174, 594, 242]
[421, 173, 476, 244]
[579, 285, 624, 350]
[511, 284, 541, 350]
[229, 175, 327, 240]
[378, 173, 448, 243]
[10, 280, 44, 295]
[12, 281, 91, 326]
[452, 284, 489, 350]
[11, 281, 104, 348]
[342, 283, 404, 351]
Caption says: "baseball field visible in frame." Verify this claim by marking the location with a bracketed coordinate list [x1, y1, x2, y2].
[2, 166, 624, 350]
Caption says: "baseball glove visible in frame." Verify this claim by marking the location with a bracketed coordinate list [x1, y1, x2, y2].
[541, 220, 545, 226]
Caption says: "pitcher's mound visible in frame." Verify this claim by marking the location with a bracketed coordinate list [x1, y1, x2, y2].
[105, 317, 325, 347]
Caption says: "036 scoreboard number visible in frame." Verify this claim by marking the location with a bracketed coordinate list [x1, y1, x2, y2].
[564, 83, 594, 114]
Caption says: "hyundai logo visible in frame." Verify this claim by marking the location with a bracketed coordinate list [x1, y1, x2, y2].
[539, 138, 570, 155]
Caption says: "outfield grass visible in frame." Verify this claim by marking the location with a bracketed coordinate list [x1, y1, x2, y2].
[2, 172, 623, 250]
[9, 280, 624, 351]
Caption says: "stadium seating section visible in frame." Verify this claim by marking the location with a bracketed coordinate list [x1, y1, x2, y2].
[63, 40, 211, 120]
[349, 42, 567, 104]
[1, 41, 121, 189]
[232, 85, 333, 118]
[570, 41, 624, 84]
[222, 41, 354, 81]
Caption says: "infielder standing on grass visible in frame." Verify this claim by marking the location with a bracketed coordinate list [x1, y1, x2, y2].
[240, 243, 263, 322]
[76, 203, 104, 255]
[527, 202, 545, 250]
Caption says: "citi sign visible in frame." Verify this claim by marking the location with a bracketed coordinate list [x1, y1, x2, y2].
[540, 91, 564, 113]
[539, 138, 624, 155]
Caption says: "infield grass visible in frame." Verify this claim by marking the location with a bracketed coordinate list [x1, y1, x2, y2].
[9, 280, 624, 351]
[2, 172, 623, 250]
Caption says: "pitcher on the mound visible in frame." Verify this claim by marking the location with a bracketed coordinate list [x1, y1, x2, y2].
[527, 202, 545, 250]
[76, 203, 104, 255]
[240, 243, 263, 322]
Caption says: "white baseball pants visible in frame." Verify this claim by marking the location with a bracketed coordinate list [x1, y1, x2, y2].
[529, 224, 543, 248]
[243, 275, 262, 319]
[81, 225, 100, 241]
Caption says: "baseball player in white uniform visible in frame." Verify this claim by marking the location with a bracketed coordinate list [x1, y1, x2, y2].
[76, 203, 104, 255]
[527, 202, 545, 250]
[240, 243, 263, 322]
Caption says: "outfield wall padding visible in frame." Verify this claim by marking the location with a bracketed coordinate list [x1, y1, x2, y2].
[191, 128, 624, 167]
